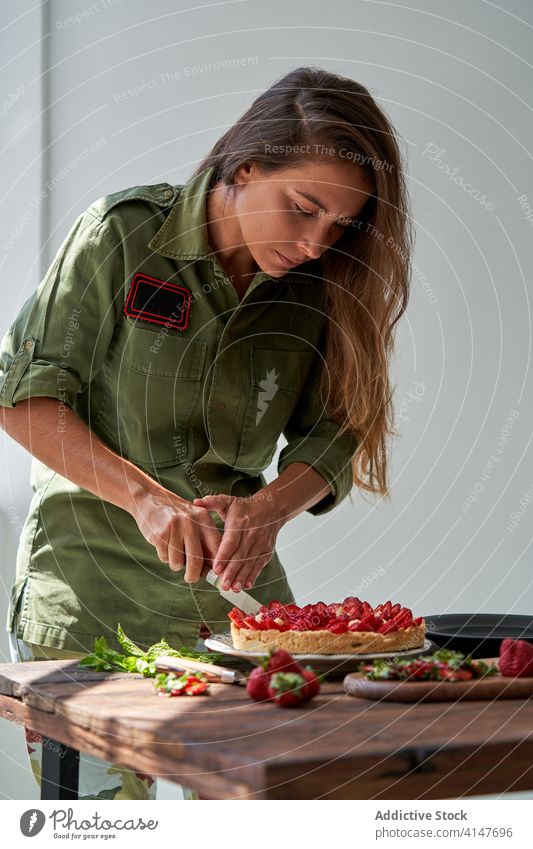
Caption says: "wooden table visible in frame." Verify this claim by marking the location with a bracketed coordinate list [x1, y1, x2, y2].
[1, 659, 532, 800]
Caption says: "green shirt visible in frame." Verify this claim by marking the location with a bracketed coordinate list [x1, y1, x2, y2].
[0, 165, 359, 654]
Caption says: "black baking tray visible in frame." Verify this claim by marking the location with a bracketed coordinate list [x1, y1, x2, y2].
[425, 613, 533, 658]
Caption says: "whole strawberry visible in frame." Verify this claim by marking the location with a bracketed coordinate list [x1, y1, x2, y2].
[499, 638, 533, 678]
[267, 671, 309, 707]
[263, 647, 305, 676]
[246, 665, 273, 702]
[300, 666, 322, 700]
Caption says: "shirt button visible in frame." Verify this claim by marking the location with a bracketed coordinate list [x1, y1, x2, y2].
[218, 402, 225, 411]
[164, 188, 173, 199]
[24, 340, 33, 350]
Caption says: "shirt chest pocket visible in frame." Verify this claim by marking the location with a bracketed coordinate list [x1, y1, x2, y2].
[235, 347, 316, 473]
[94, 317, 207, 468]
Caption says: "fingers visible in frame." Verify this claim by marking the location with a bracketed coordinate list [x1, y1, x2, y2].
[220, 538, 270, 591]
[237, 556, 270, 591]
[212, 518, 247, 589]
[149, 525, 171, 565]
[186, 507, 223, 581]
[183, 523, 205, 583]
[192, 494, 234, 521]
[196, 512, 224, 563]
[215, 521, 271, 592]
[167, 523, 186, 573]
[155, 542, 170, 564]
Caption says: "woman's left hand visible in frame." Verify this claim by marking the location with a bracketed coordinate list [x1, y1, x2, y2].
[191, 492, 285, 592]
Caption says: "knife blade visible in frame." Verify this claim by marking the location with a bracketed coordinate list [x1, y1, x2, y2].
[204, 568, 261, 616]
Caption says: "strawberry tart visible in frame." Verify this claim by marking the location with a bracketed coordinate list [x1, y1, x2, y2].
[228, 597, 425, 655]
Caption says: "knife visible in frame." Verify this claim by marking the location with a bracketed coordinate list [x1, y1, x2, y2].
[204, 568, 261, 616]
[154, 654, 246, 685]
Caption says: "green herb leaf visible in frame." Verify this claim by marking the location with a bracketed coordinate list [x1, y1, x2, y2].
[116, 623, 146, 657]
[77, 625, 224, 677]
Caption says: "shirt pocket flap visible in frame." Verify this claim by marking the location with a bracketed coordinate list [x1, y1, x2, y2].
[112, 317, 207, 379]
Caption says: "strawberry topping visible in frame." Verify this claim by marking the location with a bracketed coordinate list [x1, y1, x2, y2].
[230, 598, 423, 634]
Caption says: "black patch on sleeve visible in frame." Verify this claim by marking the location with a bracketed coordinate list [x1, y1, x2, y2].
[123, 273, 191, 330]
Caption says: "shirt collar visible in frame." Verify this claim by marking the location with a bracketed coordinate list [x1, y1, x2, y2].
[147, 164, 317, 283]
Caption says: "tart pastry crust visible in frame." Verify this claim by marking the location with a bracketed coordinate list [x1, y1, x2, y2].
[230, 620, 426, 655]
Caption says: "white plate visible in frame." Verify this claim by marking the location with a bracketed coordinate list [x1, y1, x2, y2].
[204, 633, 434, 675]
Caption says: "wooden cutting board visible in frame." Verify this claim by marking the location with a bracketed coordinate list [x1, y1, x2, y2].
[343, 658, 533, 702]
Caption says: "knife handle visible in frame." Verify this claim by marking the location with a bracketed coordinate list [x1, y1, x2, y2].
[204, 569, 219, 587]
[154, 654, 244, 684]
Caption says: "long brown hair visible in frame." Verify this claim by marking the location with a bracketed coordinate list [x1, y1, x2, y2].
[193, 66, 414, 499]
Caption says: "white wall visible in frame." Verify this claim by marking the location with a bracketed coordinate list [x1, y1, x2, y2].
[1, 0, 532, 800]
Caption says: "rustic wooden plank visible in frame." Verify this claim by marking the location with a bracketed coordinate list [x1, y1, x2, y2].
[263, 741, 533, 799]
[3, 676, 533, 800]
[12, 673, 533, 769]
[13, 672, 533, 743]
[4, 659, 533, 800]
[20, 676, 247, 724]
[0, 693, 259, 799]
[0, 660, 139, 698]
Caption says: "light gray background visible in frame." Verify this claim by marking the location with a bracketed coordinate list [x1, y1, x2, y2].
[1, 0, 532, 800]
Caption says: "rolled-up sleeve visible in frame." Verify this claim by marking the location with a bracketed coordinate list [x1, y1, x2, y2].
[276, 349, 359, 516]
[0, 210, 123, 410]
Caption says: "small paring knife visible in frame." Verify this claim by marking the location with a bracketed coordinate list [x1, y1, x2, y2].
[204, 568, 261, 616]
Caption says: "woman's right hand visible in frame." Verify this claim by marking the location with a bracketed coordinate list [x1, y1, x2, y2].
[131, 489, 223, 583]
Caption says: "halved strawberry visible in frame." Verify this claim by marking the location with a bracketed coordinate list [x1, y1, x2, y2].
[378, 610, 412, 634]
[381, 600, 393, 619]
[326, 621, 349, 634]
[261, 616, 280, 630]
[293, 617, 315, 631]
[228, 608, 246, 627]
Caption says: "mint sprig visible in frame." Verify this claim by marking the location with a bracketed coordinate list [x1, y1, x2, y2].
[77, 624, 222, 677]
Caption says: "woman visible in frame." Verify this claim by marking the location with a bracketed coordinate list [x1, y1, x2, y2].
[0, 66, 413, 799]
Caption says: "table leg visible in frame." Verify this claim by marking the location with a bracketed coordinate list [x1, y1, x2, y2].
[40, 736, 80, 800]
